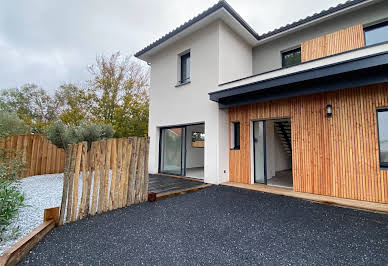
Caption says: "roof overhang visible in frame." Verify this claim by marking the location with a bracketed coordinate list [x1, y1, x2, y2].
[209, 50, 388, 108]
[135, 0, 382, 62]
[135, 1, 258, 62]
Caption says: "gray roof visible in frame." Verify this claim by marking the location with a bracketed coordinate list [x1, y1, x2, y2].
[134, 1, 258, 58]
[258, 0, 370, 39]
[135, 0, 371, 58]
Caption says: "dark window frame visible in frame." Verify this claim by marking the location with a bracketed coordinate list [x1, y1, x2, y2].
[281, 47, 301, 68]
[232, 122, 240, 150]
[376, 108, 388, 169]
[364, 21, 388, 46]
[180, 52, 190, 84]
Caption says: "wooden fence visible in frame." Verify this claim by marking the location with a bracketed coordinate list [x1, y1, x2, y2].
[59, 137, 149, 225]
[0, 134, 66, 178]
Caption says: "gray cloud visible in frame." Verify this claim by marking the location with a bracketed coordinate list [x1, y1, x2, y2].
[0, 0, 345, 92]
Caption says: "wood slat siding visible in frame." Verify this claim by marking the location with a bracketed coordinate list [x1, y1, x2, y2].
[229, 83, 388, 203]
[301, 24, 365, 62]
[0, 134, 66, 177]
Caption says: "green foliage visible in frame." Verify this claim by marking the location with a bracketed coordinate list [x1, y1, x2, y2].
[0, 149, 25, 182]
[0, 112, 28, 138]
[0, 84, 61, 133]
[47, 121, 115, 149]
[0, 180, 25, 240]
[46, 121, 67, 149]
[0, 148, 25, 241]
[0, 51, 150, 138]
[87, 52, 149, 137]
[55, 84, 91, 126]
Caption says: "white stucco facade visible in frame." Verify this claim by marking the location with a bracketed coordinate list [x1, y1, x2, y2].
[148, 21, 253, 184]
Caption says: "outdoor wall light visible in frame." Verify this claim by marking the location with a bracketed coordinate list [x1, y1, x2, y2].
[326, 104, 333, 118]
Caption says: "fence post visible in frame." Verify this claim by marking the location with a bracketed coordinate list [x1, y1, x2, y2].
[59, 145, 73, 226]
[97, 140, 106, 214]
[143, 137, 150, 202]
[78, 142, 89, 219]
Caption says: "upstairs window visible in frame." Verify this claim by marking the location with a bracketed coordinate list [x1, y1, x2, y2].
[180, 52, 190, 84]
[231, 122, 240, 150]
[282, 47, 301, 68]
[377, 109, 388, 168]
[364, 21, 388, 46]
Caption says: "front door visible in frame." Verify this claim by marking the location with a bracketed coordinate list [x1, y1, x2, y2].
[253, 121, 266, 184]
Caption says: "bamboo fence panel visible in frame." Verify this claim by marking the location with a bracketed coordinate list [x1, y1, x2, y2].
[59, 137, 149, 225]
[0, 134, 66, 177]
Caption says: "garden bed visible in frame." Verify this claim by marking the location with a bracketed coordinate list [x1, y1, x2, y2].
[0, 173, 66, 254]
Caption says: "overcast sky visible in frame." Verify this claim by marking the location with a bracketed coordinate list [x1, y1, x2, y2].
[0, 0, 346, 92]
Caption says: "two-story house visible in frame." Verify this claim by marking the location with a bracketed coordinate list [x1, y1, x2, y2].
[136, 0, 388, 204]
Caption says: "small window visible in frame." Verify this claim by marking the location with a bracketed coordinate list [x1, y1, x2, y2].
[180, 52, 190, 83]
[282, 47, 301, 68]
[192, 132, 204, 148]
[231, 122, 240, 150]
[364, 21, 388, 46]
[377, 109, 388, 168]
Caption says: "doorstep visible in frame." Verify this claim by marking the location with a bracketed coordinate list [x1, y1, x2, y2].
[223, 182, 388, 214]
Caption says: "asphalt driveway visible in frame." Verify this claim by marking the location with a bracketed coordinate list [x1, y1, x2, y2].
[22, 186, 388, 265]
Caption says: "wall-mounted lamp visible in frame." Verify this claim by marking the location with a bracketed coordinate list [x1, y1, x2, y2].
[326, 104, 333, 118]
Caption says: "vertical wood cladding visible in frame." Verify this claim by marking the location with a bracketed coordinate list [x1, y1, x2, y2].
[229, 83, 388, 203]
[301, 24, 365, 62]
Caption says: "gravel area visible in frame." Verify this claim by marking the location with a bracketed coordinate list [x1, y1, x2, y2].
[0, 173, 66, 254]
[22, 185, 388, 265]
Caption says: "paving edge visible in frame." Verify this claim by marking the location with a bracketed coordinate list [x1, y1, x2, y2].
[223, 182, 388, 214]
[148, 184, 212, 202]
[0, 207, 59, 266]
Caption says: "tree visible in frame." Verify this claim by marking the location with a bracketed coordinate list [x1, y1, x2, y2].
[0, 84, 60, 133]
[47, 121, 115, 150]
[0, 112, 28, 138]
[87, 52, 150, 137]
[54, 83, 90, 126]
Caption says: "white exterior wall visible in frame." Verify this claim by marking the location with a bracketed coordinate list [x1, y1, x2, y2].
[218, 22, 252, 83]
[148, 20, 253, 184]
[149, 22, 219, 184]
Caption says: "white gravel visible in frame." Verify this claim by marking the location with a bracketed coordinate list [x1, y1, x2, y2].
[0, 173, 66, 255]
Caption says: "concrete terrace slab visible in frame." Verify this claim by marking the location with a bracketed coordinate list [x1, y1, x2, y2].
[21, 186, 388, 265]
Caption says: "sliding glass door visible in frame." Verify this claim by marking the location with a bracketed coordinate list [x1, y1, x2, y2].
[253, 121, 266, 184]
[159, 127, 186, 176]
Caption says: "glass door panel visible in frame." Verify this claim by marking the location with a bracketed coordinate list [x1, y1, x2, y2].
[160, 127, 185, 175]
[253, 121, 266, 184]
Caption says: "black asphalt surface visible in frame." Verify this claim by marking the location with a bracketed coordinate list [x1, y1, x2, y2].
[22, 186, 388, 265]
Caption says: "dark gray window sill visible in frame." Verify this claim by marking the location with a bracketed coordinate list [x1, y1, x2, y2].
[175, 80, 191, 87]
[230, 148, 240, 151]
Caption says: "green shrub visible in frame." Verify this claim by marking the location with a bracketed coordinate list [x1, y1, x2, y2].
[0, 112, 28, 138]
[97, 124, 115, 139]
[46, 121, 67, 149]
[0, 180, 25, 241]
[47, 122, 115, 150]
[0, 148, 25, 241]
[0, 149, 25, 181]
